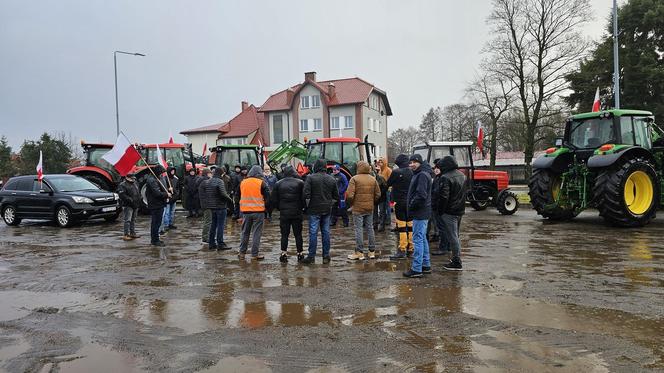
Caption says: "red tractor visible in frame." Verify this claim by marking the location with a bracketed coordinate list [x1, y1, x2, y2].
[412, 141, 519, 215]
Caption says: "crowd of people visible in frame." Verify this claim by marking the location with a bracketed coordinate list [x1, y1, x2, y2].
[116, 153, 467, 277]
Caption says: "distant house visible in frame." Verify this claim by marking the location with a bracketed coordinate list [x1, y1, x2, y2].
[180, 101, 266, 155]
[258, 71, 392, 159]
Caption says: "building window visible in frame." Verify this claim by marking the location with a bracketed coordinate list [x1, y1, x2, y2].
[331, 116, 340, 130]
[313, 118, 322, 131]
[368, 118, 373, 131]
[311, 95, 320, 108]
[376, 119, 381, 133]
[344, 116, 353, 129]
[273, 115, 284, 144]
[300, 96, 309, 109]
[300, 119, 309, 132]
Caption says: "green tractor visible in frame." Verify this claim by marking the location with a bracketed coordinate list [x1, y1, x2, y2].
[208, 144, 262, 171]
[529, 109, 663, 227]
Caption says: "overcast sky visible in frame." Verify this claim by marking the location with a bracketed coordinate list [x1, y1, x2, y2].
[0, 0, 620, 150]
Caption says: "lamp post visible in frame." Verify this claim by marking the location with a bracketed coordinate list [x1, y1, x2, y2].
[114, 51, 145, 137]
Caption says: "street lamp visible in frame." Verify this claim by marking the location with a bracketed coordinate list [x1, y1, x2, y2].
[114, 51, 145, 137]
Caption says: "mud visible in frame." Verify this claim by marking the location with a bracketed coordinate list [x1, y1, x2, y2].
[0, 208, 663, 372]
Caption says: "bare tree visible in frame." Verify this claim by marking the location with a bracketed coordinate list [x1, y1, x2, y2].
[441, 104, 479, 143]
[388, 126, 421, 161]
[467, 72, 515, 169]
[487, 0, 591, 176]
[419, 107, 443, 141]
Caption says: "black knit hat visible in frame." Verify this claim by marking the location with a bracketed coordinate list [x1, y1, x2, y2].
[409, 154, 423, 164]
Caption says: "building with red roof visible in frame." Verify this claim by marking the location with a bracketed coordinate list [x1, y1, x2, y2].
[259, 71, 392, 159]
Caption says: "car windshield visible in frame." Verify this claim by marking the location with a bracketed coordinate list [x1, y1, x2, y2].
[568, 118, 615, 149]
[47, 176, 100, 192]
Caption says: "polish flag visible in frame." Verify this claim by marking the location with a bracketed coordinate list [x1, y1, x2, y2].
[258, 139, 268, 165]
[36, 150, 43, 181]
[476, 121, 485, 156]
[168, 131, 174, 144]
[156, 144, 169, 170]
[102, 134, 142, 176]
[202, 143, 207, 157]
[592, 87, 601, 112]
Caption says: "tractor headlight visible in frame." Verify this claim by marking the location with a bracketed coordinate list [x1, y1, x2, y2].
[72, 196, 94, 204]
[113, 193, 119, 201]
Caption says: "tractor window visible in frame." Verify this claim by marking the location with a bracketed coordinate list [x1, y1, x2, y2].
[88, 148, 114, 170]
[413, 147, 429, 162]
[633, 117, 652, 149]
[451, 147, 471, 168]
[569, 118, 615, 149]
[342, 143, 360, 164]
[620, 117, 636, 145]
[165, 149, 184, 167]
[306, 143, 323, 165]
[431, 147, 451, 163]
[324, 142, 342, 163]
[220, 149, 240, 168]
[239, 149, 258, 166]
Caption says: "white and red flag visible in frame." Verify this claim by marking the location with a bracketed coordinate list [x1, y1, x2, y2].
[156, 144, 169, 170]
[476, 121, 485, 156]
[258, 139, 268, 165]
[36, 150, 43, 181]
[102, 134, 142, 176]
[202, 143, 207, 157]
[168, 131, 174, 144]
[592, 87, 601, 112]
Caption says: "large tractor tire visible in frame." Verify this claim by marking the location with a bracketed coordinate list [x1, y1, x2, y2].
[528, 168, 578, 220]
[469, 200, 489, 211]
[593, 156, 659, 227]
[83, 174, 113, 191]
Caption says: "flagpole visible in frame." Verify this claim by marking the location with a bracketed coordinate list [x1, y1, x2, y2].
[156, 144, 174, 191]
[613, 0, 620, 109]
[120, 132, 169, 193]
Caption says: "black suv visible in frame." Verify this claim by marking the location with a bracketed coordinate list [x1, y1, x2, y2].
[0, 174, 120, 227]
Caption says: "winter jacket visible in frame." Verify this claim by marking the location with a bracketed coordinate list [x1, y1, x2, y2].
[145, 168, 168, 210]
[185, 174, 198, 198]
[117, 179, 141, 209]
[270, 166, 305, 219]
[264, 172, 278, 190]
[375, 174, 388, 204]
[378, 157, 392, 181]
[435, 156, 466, 216]
[202, 168, 234, 210]
[406, 161, 433, 220]
[165, 167, 180, 201]
[238, 165, 270, 213]
[347, 161, 381, 215]
[198, 176, 210, 208]
[386, 154, 413, 220]
[303, 159, 339, 216]
[333, 171, 349, 208]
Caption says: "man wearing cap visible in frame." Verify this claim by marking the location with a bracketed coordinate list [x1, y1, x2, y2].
[117, 173, 141, 241]
[403, 154, 433, 278]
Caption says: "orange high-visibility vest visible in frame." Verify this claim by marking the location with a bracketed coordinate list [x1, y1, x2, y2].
[240, 178, 265, 212]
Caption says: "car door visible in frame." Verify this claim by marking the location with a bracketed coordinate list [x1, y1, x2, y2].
[30, 180, 54, 216]
[13, 178, 35, 216]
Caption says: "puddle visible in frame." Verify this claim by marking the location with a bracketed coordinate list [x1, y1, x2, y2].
[0, 290, 93, 321]
[55, 344, 146, 373]
[198, 355, 271, 373]
[0, 334, 31, 363]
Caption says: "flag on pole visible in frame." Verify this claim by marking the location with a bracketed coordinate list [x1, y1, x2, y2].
[156, 144, 169, 169]
[202, 143, 207, 157]
[592, 87, 601, 112]
[36, 150, 43, 181]
[168, 131, 174, 144]
[102, 134, 142, 176]
[476, 121, 485, 156]
[258, 139, 268, 165]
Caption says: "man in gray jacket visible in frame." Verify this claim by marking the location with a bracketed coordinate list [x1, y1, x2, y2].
[202, 167, 234, 250]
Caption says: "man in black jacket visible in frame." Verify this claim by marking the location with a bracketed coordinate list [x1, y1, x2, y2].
[403, 154, 432, 278]
[435, 156, 466, 271]
[160, 166, 180, 234]
[203, 167, 234, 250]
[198, 168, 212, 244]
[184, 169, 198, 218]
[270, 165, 305, 262]
[146, 165, 171, 246]
[117, 173, 141, 241]
[302, 159, 339, 264]
[386, 154, 413, 260]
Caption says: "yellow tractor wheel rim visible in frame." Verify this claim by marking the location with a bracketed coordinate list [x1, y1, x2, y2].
[624, 171, 654, 215]
[551, 177, 562, 201]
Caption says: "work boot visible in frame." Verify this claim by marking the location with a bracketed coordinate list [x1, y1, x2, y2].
[151, 241, 165, 247]
[322, 256, 331, 264]
[301, 256, 315, 264]
[122, 235, 132, 241]
[389, 251, 407, 260]
[209, 245, 218, 251]
[238, 253, 246, 260]
[169, 225, 177, 230]
[218, 242, 232, 251]
[251, 254, 265, 261]
[297, 253, 305, 262]
[367, 250, 377, 259]
[443, 260, 463, 271]
[130, 233, 140, 239]
[422, 266, 432, 274]
[347, 252, 365, 261]
[279, 252, 288, 263]
[402, 269, 423, 278]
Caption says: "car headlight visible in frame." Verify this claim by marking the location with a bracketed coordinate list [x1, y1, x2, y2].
[113, 193, 119, 200]
[72, 196, 94, 204]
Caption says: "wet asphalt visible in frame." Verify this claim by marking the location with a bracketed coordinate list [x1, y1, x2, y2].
[0, 206, 663, 372]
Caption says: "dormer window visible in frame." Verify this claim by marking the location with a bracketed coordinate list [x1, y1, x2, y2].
[311, 95, 321, 108]
[301, 96, 310, 109]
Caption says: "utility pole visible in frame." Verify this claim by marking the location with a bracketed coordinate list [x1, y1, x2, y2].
[114, 51, 145, 137]
[613, 0, 620, 109]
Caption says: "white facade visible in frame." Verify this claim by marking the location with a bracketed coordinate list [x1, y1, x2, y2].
[183, 132, 218, 155]
[363, 91, 388, 160]
[296, 85, 325, 143]
[268, 111, 292, 147]
[328, 105, 357, 139]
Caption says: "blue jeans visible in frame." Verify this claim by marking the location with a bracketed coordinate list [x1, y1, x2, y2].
[161, 202, 176, 230]
[209, 208, 227, 247]
[411, 219, 430, 272]
[307, 214, 331, 258]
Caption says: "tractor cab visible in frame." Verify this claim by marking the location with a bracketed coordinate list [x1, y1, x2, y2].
[139, 143, 189, 180]
[303, 136, 375, 179]
[412, 141, 518, 215]
[67, 142, 120, 191]
[208, 144, 261, 173]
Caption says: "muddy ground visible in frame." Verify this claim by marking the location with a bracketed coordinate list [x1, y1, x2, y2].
[0, 207, 663, 372]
